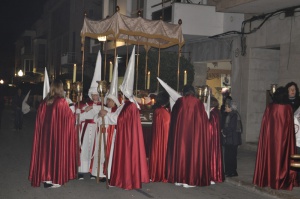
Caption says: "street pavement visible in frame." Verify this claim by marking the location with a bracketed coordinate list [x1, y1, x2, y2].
[0, 107, 300, 199]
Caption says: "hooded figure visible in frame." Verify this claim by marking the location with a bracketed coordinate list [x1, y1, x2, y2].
[22, 90, 31, 114]
[91, 56, 120, 180]
[149, 91, 171, 182]
[253, 87, 297, 190]
[77, 50, 105, 180]
[157, 77, 181, 110]
[166, 84, 210, 188]
[97, 46, 149, 189]
[208, 97, 224, 183]
[43, 67, 50, 100]
[88, 51, 102, 101]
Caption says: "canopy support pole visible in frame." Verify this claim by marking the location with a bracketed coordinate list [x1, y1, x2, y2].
[145, 48, 149, 90]
[135, 43, 140, 95]
[114, 40, 117, 65]
[156, 47, 161, 93]
[177, 46, 181, 91]
[126, 35, 129, 68]
[81, 37, 85, 86]
[104, 41, 107, 81]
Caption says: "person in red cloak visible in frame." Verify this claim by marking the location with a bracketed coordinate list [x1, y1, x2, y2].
[98, 96, 149, 190]
[209, 97, 224, 183]
[253, 86, 297, 190]
[28, 79, 77, 188]
[149, 91, 170, 182]
[166, 85, 210, 188]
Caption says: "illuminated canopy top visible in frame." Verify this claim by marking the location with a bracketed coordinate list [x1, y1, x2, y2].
[81, 11, 185, 49]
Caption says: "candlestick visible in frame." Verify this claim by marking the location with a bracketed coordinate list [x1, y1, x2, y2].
[184, 70, 187, 85]
[109, 61, 113, 82]
[73, 64, 77, 83]
[147, 71, 150, 89]
[66, 80, 71, 90]
[141, 98, 145, 105]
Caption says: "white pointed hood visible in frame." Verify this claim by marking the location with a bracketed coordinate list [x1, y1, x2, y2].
[119, 46, 140, 109]
[88, 50, 102, 99]
[106, 57, 120, 107]
[157, 77, 181, 110]
[43, 67, 50, 99]
[22, 90, 31, 114]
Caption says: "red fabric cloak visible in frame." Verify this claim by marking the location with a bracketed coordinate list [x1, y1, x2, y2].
[109, 101, 149, 189]
[104, 106, 117, 174]
[166, 95, 210, 186]
[209, 107, 224, 182]
[28, 97, 77, 187]
[253, 104, 297, 190]
[149, 106, 170, 182]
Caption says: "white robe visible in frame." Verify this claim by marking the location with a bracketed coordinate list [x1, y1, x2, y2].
[78, 103, 106, 177]
[93, 103, 124, 178]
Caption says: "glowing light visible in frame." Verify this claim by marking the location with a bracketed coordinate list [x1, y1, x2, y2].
[97, 36, 107, 41]
[18, 70, 23, 77]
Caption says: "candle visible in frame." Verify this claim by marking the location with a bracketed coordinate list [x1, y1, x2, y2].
[66, 81, 71, 90]
[184, 70, 187, 85]
[147, 71, 150, 89]
[151, 98, 155, 105]
[204, 86, 208, 96]
[141, 98, 145, 105]
[109, 61, 113, 82]
[198, 88, 202, 97]
[73, 64, 77, 83]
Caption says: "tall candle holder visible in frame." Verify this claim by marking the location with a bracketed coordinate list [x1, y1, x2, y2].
[74, 81, 83, 179]
[96, 80, 109, 188]
[203, 85, 210, 103]
[65, 79, 72, 99]
[270, 84, 277, 96]
[197, 86, 203, 101]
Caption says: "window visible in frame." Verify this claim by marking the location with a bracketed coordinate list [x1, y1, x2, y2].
[24, 59, 34, 72]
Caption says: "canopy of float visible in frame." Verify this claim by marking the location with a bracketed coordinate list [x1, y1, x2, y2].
[81, 11, 185, 48]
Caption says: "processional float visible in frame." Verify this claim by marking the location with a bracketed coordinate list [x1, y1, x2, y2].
[78, 6, 185, 187]
[80, 6, 185, 92]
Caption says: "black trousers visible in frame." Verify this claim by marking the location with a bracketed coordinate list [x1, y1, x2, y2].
[224, 145, 238, 175]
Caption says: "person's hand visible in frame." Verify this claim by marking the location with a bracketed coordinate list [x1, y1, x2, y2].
[85, 106, 93, 112]
[98, 110, 107, 117]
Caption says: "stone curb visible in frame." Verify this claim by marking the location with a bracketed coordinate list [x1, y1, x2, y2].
[226, 175, 299, 199]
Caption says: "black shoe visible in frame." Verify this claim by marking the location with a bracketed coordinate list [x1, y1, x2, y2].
[100, 178, 106, 182]
[90, 175, 96, 180]
[226, 172, 238, 177]
[44, 183, 53, 188]
[78, 174, 84, 180]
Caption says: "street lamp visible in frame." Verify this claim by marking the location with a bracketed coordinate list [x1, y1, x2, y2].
[18, 70, 23, 77]
[0, 79, 4, 84]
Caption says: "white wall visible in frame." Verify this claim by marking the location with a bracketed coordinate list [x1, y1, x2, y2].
[172, 4, 244, 36]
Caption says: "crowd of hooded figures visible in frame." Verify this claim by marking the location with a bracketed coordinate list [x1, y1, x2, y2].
[28, 46, 300, 191]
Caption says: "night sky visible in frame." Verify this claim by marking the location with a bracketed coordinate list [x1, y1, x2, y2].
[0, 0, 46, 82]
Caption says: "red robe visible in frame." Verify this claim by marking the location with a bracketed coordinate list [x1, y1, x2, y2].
[166, 95, 210, 186]
[253, 104, 297, 190]
[110, 101, 150, 189]
[149, 106, 170, 182]
[104, 106, 117, 175]
[209, 107, 224, 183]
[28, 97, 77, 187]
